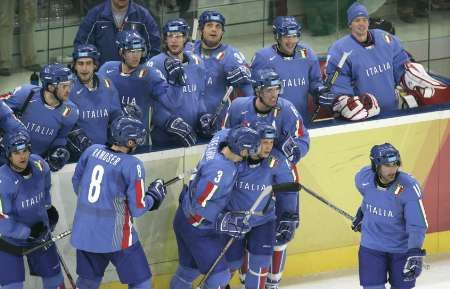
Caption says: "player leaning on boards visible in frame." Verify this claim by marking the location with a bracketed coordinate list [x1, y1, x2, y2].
[251, 16, 324, 126]
[0, 131, 65, 289]
[71, 116, 167, 289]
[351, 143, 428, 289]
[319, 2, 445, 121]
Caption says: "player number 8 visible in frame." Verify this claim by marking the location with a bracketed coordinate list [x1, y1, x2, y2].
[88, 164, 105, 203]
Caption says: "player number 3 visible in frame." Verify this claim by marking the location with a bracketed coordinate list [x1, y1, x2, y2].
[88, 165, 105, 203]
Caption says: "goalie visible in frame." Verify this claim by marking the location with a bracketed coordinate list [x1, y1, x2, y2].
[318, 2, 446, 121]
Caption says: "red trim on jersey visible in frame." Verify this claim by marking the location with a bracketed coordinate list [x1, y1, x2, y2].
[271, 250, 284, 274]
[187, 214, 205, 227]
[197, 181, 218, 207]
[291, 164, 299, 182]
[295, 120, 304, 137]
[0, 212, 8, 219]
[135, 179, 145, 208]
[258, 267, 269, 289]
[121, 204, 132, 249]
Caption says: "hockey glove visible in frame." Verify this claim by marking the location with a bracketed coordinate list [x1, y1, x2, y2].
[275, 212, 299, 245]
[122, 103, 143, 120]
[332, 94, 380, 121]
[164, 57, 186, 86]
[280, 134, 301, 164]
[46, 147, 70, 172]
[146, 179, 167, 211]
[47, 205, 59, 232]
[316, 86, 336, 107]
[226, 66, 251, 86]
[198, 113, 215, 138]
[67, 128, 92, 156]
[165, 117, 198, 147]
[27, 221, 48, 242]
[216, 211, 251, 239]
[402, 62, 445, 98]
[351, 207, 363, 232]
[403, 248, 426, 281]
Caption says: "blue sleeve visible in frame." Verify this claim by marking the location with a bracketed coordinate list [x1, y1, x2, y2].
[72, 148, 90, 195]
[147, 69, 175, 127]
[0, 181, 31, 239]
[43, 159, 52, 207]
[124, 159, 154, 217]
[308, 49, 325, 94]
[107, 80, 123, 121]
[326, 46, 355, 98]
[391, 35, 410, 84]
[403, 181, 428, 249]
[142, 10, 161, 57]
[0, 100, 25, 133]
[189, 163, 236, 223]
[274, 156, 300, 214]
[74, 7, 98, 47]
[282, 102, 310, 159]
[4, 85, 33, 112]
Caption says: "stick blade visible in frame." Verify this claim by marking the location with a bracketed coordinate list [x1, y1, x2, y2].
[272, 182, 301, 193]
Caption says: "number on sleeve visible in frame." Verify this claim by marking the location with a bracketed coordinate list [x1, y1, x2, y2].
[214, 170, 223, 183]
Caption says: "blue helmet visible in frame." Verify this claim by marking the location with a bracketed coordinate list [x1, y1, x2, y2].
[227, 126, 260, 156]
[272, 16, 301, 38]
[252, 68, 282, 90]
[72, 44, 100, 63]
[110, 116, 147, 147]
[163, 18, 190, 36]
[117, 30, 147, 56]
[255, 123, 276, 139]
[4, 131, 31, 156]
[198, 10, 226, 30]
[370, 143, 401, 170]
[40, 63, 74, 89]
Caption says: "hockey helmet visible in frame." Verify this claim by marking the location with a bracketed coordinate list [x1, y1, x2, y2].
[370, 143, 401, 171]
[110, 116, 147, 147]
[72, 44, 100, 63]
[40, 63, 74, 89]
[272, 16, 301, 38]
[198, 10, 226, 30]
[163, 18, 190, 36]
[4, 130, 31, 156]
[227, 126, 260, 156]
[117, 30, 148, 56]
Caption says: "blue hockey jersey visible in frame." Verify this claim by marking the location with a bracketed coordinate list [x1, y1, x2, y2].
[355, 166, 428, 253]
[71, 144, 156, 253]
[251, 44, 323, 124]
[223, 96, 310, 162]
[180, 129, 241, 230]
[147, 52, 207, 148]
[0, 100, 26, 134]
[69, 74, 123, 145]
[326, 29, 410, 113]
[185, 41, 253, 114]
[98, 62, 174, 146]
[5, 85, 79, 155]
[226, 148, 299, 227]
[0, 154, 52, 246]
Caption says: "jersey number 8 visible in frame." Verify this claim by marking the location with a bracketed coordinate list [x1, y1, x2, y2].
[88, 164, 105, 203]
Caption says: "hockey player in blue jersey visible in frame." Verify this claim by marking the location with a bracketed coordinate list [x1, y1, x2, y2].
[320, 2, 445, 121]
[351, 143, 428, 289]
[71, 116, 168, 289]
[223, 68, 309, 165]
[185, 11, 253, 119]
[99, 30, 197, 150]
[170, 126, 261, 289]
[225, 124, 299, 289]
[0, 131, 65, 289]
[0, 100, 26, 134]
[251, 16, 324, 125]
[147, 18, 214, 149]
[4, 64, 78, 171]
[68, 44, 123, 160]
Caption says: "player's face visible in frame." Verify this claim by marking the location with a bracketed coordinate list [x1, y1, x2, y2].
[377, 163, 399, 184]
[201, 22, 224, 47]
[123, 49, 143, 68]
[350, 17, 369, 39]
[56, 81, 73, 101]
[9, 149, 30, 171]
[258, 138, 274, 158]
[166, 32, 186, 56]
[277, 35, 299, 55]
[74, 58, 96, 83]
[112, 0, 129, 9]
[258, 86, 281, 108]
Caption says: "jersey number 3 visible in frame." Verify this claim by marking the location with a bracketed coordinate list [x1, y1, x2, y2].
[88, 165, 105, 203]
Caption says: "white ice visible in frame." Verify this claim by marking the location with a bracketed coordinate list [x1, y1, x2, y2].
[280, 253, 450, 289]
